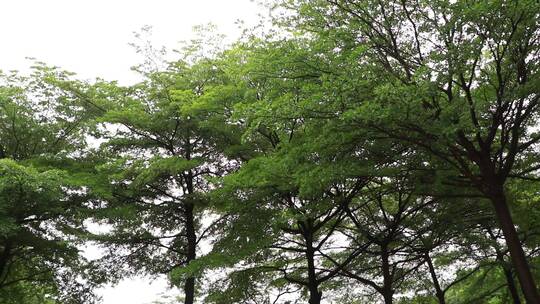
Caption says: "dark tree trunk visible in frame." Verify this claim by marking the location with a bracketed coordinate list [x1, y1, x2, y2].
[425, 251, 445, 304]
[381, 244, 393, 304]
[184, 167, 197, 304]
[184, 202, 196, 304]
[0, 240, 12, 286]
[503, 265, 522, 304]
[490, 188, 539, 303]
[304, 222, 322, 304]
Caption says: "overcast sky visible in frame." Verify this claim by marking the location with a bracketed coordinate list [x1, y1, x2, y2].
[0, 0, 264, 84]
[0, 1, 263, 303]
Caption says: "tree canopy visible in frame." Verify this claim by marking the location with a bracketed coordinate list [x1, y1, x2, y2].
[0, 1, 539, 303]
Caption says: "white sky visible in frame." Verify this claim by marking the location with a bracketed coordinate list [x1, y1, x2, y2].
[0, 0, 264, 84]
[0, 1, 263, 303]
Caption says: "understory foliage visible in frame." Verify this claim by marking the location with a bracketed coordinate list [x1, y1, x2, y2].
[0, 0, 539, 303]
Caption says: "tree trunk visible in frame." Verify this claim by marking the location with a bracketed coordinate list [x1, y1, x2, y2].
[304, 222, 322, 304]
[184, 202, 197, 304]
[490, 189, 539, 303]
[425, 251, 445, 304]
[0, 239, 12, 286]
[503, 265, 522, 304]
[381, 244, 393, 304]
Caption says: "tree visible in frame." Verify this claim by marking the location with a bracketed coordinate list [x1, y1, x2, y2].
[278, 0, 540, 301]
[212, 141, 369, 304]
[336, 176, 433, 304]
[93, 53, 245, 304]
[0, 66, 105, 303]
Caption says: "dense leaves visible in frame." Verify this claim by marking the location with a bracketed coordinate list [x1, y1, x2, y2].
[1, 1, 539, 303]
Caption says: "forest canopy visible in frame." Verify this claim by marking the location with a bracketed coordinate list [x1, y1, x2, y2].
[0, 0, 539, 303]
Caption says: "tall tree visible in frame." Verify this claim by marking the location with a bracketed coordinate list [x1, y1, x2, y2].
[0, 66, 105, 303]
[94, 55, 245, 304]
[278, 0, 540, 300]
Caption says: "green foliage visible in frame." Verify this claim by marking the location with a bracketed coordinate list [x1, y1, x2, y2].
[0, 65, 106, 303]
[1, 1, 540, 304]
